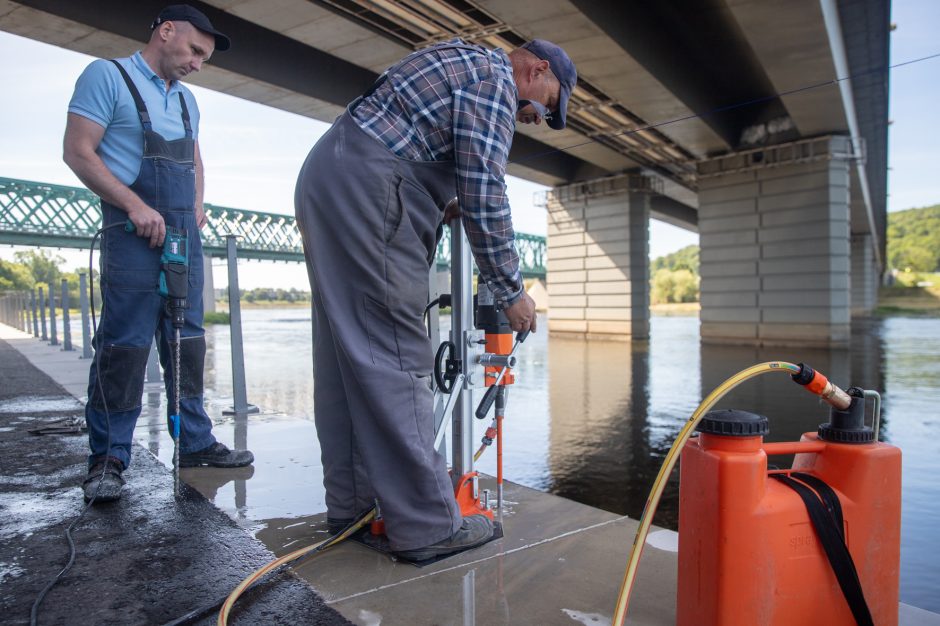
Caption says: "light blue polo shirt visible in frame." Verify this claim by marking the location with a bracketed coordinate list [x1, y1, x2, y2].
[68, 52, 201, 186]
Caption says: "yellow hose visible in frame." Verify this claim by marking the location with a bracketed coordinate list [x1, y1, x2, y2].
[611, 361, 799, 626]
[218, 509, 376, 626]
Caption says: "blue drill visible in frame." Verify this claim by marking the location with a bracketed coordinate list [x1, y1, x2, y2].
[126, 220, 189, 496]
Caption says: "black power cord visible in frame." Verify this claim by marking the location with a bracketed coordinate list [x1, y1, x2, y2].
[29, 221, 124, 626]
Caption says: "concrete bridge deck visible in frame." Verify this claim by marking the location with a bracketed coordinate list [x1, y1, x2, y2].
[2, 321, 938, 626]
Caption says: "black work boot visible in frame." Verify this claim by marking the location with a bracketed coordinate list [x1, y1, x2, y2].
[326, 517, 354, 535]
[83, 457, 126, 503]
[179, 442, 254, 468]
[394, 514, 494, 561]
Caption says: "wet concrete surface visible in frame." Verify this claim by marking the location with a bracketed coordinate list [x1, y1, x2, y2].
[4, 321, 939, 626]
[0, 336, 351, 626]
[297, 479, 678, 626]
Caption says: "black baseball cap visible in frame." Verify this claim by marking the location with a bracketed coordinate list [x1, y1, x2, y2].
[520, 39, 577, 130]
[152, 4, 231, 52]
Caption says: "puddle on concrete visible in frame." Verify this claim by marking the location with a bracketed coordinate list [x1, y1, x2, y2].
[562, 608, 612, 625]
[0, 396, 83, 414]
[646, 529, 679, 552]
[133, 409, 328, 546]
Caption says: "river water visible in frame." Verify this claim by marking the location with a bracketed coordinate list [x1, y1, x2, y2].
[135, 309, 940, 612]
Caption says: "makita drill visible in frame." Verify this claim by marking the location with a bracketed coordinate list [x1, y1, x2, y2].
[125, 220, 189, 495]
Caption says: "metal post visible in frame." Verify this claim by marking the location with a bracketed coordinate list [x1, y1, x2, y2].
[30, 289, 39, 337]
[78, 273, 93, 358]
[61, 279, 74, 351]
[39, 287, 47, 341]
[48, 283, 59, 345]
[20, 292, 28, 332]
[429, 264, 448, 457]
[222, 235, 258, 416]
[450, 221, 476, 479]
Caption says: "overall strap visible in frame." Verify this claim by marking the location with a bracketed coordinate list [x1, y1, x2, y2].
[178, 92, 192, 138]
[771, 474, 873, 626]
[110, 59, 192, 136]
[110, 59, 151, 128]
[360, 42, 489, 102]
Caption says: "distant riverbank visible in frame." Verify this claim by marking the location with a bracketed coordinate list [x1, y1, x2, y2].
[878, 284, 940, 316]
[209, 285, 939, 319]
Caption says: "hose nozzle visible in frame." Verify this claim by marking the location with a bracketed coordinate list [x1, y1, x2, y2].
[791, 363, 852, 410]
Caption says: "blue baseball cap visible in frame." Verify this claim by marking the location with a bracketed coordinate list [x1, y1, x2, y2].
[521, 39, 577, 130]
[152, 4, 231, 52]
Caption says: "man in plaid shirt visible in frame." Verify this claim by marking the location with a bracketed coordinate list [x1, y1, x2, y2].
[296, 38, 576, 560]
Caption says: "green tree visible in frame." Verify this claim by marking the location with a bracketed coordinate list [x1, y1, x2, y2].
[14, 250, 65, 286]
[651, 268, 699, 304]
[651, 245, 699, 274]
[887, 204, 940, 272]
[0, 259, 34, 291]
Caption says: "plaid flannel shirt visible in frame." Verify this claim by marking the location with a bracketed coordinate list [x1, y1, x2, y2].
[352, 39, 523, 305]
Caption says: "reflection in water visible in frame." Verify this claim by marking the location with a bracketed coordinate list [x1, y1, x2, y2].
[180, 465, 254, 502]
[463, 568, 475, 626]
[135, 309, 939, 612]
[545, 317, 889, 530]
[548, 337, 653, 522]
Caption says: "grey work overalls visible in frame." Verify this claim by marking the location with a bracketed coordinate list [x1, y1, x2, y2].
[295, 43, 489, 551]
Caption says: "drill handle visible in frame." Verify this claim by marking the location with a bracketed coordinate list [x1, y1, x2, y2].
[475, 330, 528, 419]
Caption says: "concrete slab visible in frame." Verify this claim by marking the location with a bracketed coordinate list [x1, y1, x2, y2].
[292, 480, 677, 626]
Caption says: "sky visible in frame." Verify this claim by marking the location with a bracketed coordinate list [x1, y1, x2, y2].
[1, 0, 937, 289]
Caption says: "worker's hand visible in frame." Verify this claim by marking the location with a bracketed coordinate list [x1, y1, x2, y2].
[443, 197, 460, 225]
[504, 291, 537, 334]
[127, 205, 166, 248]
[195, 205, 208, 229]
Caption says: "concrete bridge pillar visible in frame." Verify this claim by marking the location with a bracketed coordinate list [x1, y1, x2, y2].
[697, 136, 855, 347]
[851, 232, 878, 316]
[544, 174, 654, 340]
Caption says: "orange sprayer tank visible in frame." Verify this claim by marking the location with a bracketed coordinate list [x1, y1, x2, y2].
[677, 402, 901, 625]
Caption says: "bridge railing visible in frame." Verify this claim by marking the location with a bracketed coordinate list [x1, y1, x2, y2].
[0, 176, 545, 277]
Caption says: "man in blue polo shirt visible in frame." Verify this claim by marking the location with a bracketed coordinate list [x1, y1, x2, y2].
[64, 4, 253, 504]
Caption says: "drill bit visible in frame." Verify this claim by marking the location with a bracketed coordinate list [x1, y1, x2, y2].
[173, 327, 181, 497]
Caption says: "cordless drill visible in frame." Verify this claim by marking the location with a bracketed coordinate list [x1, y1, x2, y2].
[123, 220, 190, 316]
[125, 220, 189, 495]
[156, 226, 189, 327]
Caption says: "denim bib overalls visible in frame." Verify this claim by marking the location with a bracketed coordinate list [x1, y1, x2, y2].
[85, 60, 215, 469]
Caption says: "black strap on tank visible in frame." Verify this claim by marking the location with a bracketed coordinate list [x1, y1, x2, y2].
[358, 42, 488, 102]
[791, 472, 846, 539]
[771, 474, 874, 626]
[110, 60, 192, 136]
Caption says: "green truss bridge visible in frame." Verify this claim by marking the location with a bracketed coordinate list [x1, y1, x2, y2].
[0, 176, 546, 278]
